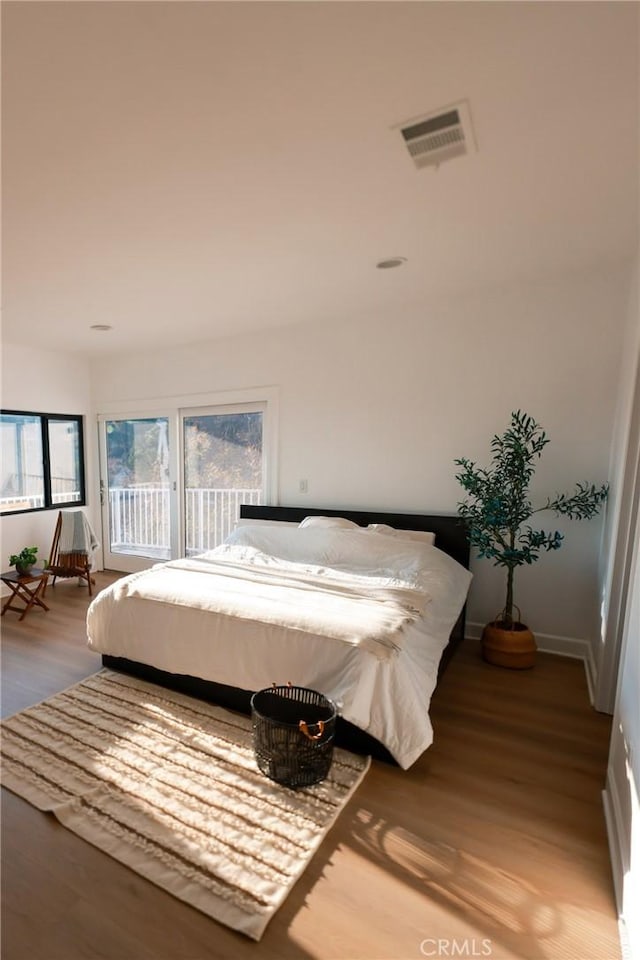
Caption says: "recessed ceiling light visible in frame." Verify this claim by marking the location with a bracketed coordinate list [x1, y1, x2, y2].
[90, 324, 112, 331]
[376, 257, 407, 269]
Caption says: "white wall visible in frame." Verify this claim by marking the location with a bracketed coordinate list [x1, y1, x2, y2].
[597, 258, 640, 710]
[90, 263, 629, 648]
[0, 342, 97, 573]
[605, 496, 640, 960]
[609, 525, 640, 960]
[602, 253, 640, 959]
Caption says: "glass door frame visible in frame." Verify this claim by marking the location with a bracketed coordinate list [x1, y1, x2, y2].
[180, 401, 267, 557]
[97, 410, 181, 573]
[97, 387, 279, 572]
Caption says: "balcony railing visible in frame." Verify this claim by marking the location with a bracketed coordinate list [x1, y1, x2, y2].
[108, 486, 262, 555]
[0, 485, 262, 555]
[0, 473, 82, 513]
[184, 487, 263, 554]
[0, 486, 82, 513]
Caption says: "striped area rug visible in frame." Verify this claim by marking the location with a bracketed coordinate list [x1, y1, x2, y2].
[0, 669, 370, 940]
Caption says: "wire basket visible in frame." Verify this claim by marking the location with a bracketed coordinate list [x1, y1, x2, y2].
[251, 683, 337, 789]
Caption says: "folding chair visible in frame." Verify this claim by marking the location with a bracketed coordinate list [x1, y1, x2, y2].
[47, 510, 97, 596]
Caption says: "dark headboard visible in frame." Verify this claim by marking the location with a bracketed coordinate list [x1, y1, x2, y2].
[239, 504, 470, 570]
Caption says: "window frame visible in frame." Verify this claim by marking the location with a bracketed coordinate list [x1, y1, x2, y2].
[0, 409, 87, 515]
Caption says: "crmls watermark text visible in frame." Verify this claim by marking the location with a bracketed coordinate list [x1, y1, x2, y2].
[419, 938, 493, 957]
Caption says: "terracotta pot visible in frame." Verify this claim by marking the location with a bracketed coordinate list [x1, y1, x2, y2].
[481, 621, 536, 669]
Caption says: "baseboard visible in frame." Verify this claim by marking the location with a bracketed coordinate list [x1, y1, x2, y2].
[620, 918, 633, 960]
[602, 779, 624, 916]
[466, 621, 597, 703]
[603, 774, 639, 960]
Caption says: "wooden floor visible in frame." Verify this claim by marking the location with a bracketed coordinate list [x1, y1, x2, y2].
[1, 572, 621, 960]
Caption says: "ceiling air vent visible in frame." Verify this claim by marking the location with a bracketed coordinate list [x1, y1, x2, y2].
[398, 101, 475, 170]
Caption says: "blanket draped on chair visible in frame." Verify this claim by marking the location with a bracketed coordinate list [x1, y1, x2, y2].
[59, 510, 99, 567]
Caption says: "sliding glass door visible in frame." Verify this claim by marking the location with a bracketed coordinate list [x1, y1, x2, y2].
[99, 399, 269, 572]
[182, 406, 264, 556]
[100, 416, 177, 572]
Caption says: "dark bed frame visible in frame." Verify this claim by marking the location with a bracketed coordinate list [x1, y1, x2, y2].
[103, 505, 470, 763]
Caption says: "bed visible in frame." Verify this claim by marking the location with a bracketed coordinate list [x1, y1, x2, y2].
[88, 505, 471, 768]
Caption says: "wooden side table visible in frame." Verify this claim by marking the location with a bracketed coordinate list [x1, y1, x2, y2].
[1, 568, 50, 621]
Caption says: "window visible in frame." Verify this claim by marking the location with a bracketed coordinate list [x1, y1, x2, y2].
[0, 410, 86, 514]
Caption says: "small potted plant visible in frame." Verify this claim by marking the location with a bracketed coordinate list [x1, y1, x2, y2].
[454, 411, 609, 668]
[9, 546, 39, 577]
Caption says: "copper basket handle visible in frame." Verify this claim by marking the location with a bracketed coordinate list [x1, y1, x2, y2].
[299, 719, 325, 741]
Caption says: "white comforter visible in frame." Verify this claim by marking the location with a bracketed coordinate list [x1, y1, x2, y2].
[87, 525, 472, 768]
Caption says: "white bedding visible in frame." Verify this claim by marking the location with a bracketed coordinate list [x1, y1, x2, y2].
[86, 524, 472, 768]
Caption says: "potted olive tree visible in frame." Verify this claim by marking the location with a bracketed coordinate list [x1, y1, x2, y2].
[455, 411, 608, 668]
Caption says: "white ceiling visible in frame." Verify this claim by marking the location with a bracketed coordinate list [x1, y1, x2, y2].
[2, 1, 638, 359]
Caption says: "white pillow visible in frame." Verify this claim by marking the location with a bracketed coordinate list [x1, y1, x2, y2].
[221, 524, 435, 580]
[367, 523, 436, 546]
[299, 516, 360, 530]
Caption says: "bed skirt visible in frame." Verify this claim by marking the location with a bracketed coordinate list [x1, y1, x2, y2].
[101, 627, 460, 767]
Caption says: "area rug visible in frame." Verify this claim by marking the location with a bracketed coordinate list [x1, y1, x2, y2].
[0, 669, 370, 940]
